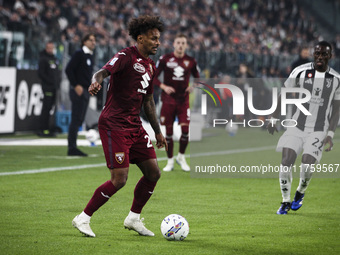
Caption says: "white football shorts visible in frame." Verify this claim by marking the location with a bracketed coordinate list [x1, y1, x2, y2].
[276, 126, 327, 162]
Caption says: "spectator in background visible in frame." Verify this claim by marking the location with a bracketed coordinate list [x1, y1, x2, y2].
[37, 41, 60, 137]
[65, 33, 96, 156]
[291, 46, 311, 70]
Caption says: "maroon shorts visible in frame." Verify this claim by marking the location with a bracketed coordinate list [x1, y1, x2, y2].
[160, 102, 190, 126]
[99, 126, 156, 169]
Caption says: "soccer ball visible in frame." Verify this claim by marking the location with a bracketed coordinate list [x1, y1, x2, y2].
[160, 214, 189, 241]
[86, 129, 98, 144]
[226, 121, 238, 136]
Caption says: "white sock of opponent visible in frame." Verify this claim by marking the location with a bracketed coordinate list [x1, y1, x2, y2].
[297, 163, 313, 194]
[279, 164, 293, 202]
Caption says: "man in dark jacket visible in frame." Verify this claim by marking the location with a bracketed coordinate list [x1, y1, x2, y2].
[65, 33, 96, 156]
[37, 41, 60, 137]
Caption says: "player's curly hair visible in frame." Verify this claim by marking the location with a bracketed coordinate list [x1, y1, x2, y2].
[128, 15, 164, 41]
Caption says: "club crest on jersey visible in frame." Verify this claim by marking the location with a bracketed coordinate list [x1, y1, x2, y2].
[115, 152, 125, 164]
[184, 60, 190, 67]
[326, 78, 332, 88]
[134, 62, 145, 73]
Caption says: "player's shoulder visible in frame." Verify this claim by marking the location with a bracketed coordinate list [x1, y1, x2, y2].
[290, 62, 313, 77]
[328, 67, 340, 79]
[159, 53, 173, 61]
[115, 47, 132, 57]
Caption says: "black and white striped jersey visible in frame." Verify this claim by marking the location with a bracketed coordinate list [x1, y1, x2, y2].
[284, 62, 340, 132]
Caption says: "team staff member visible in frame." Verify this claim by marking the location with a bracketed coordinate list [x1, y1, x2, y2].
[72, 16, 167, 237]
[65, 33, 96, 156]
[37, 41, 60, 137]
[154, 34, 200, 172]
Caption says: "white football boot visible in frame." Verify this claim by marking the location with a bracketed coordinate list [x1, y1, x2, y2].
[124, 216, 155, 236]
[176, 153, 190, 171]
[163, 157, 174, 172]
[72, 214, 96, 237]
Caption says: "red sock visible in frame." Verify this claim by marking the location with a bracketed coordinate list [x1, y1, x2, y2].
[130, 176, 157, 214]
[166, 125, 174, 158]
[84, 180, 117, 216]
[179, 125, 189, 154]
[166, 136, 173, 158]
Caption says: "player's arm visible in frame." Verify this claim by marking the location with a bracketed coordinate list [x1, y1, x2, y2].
[323, 100, 340, 152]
[153, 57, 175, 95]
[89, 69, 110, 96]
[143, 94, 168, 150]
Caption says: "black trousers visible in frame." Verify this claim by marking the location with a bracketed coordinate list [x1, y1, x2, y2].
[40, 89, 56, 131]
[68, 89, 89, 150]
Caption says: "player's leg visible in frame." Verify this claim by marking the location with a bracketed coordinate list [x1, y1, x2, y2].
[124, 129, 159, 236]
[72, 129, 130, 237]
[160, 103, 176, 171]
[176, 104, 190, 171]
[276, 128, 303, 214]
[67, 90, 89, 156]
[291, 132, 324, 211]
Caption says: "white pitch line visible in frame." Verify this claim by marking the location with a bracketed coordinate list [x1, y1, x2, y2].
[0, 146, 275, 176]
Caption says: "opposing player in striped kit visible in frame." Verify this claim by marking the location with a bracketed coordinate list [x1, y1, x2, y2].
[268, 41, 340, 214]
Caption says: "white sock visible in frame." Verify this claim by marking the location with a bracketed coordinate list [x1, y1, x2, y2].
[79, 211, 91, 221]
[279, 165, 293, 202]
[297, 163, 313, 194]
[128, 211, 140, 220]
[177, 153, 185, 158]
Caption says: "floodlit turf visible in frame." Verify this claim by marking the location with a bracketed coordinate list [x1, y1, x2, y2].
[0, 129, 339, 255]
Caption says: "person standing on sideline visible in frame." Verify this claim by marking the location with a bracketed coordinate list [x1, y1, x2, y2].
[72, 16, 167, 237]
[37, 41, 60, 137]
[267, 41, 340, 215]
[65, 33, 96, 156]
[153, 34, 200, 172]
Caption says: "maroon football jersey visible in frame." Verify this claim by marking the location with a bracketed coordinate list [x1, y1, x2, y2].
[99, 46, 156, 131]
[153, 53, 200, 104]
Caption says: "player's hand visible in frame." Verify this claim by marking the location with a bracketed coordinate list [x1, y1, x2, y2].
[323, 136, 333, 152]
[155, 133, 168, 151]
[161, 84, 175, 95]
[89, 81, 102, 96]
[267, 123, 278, 135]
[185, 86, 194, 93]
[74, 85, 84, 96]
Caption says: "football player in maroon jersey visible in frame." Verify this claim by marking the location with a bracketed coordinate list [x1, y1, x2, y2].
[154, 34, 200, 171]
[72, 15, 167, 238]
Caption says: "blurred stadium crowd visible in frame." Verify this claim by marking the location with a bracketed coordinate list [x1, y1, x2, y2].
[1, 0, 340, 76]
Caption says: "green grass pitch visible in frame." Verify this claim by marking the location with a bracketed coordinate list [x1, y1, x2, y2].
[0, 128, 339, 255]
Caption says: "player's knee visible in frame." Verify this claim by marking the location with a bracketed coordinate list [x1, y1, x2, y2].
[181, 125, 189, 135]
[148, 167, 161, 182]
[112, 177, 127, 190]
[166, 126, 173, 137]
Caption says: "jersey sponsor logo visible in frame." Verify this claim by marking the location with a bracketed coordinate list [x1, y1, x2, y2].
[133, 62, 145, 73]
[109, 57, 118, 66]
[304, 78, 313, 84]
[137, 88, 147, 94]
[137, 58, 142, 62]
[115, 152, 125, 164]
[118, 52, 126, 55]
[173, 66, 184, 80]
[314, 88, 322, 96]
[140, 73, 150, 89]
[166, 61, 178, 68]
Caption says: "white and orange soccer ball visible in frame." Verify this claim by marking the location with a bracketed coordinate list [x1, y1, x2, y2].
[160, 214, 189, 241]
